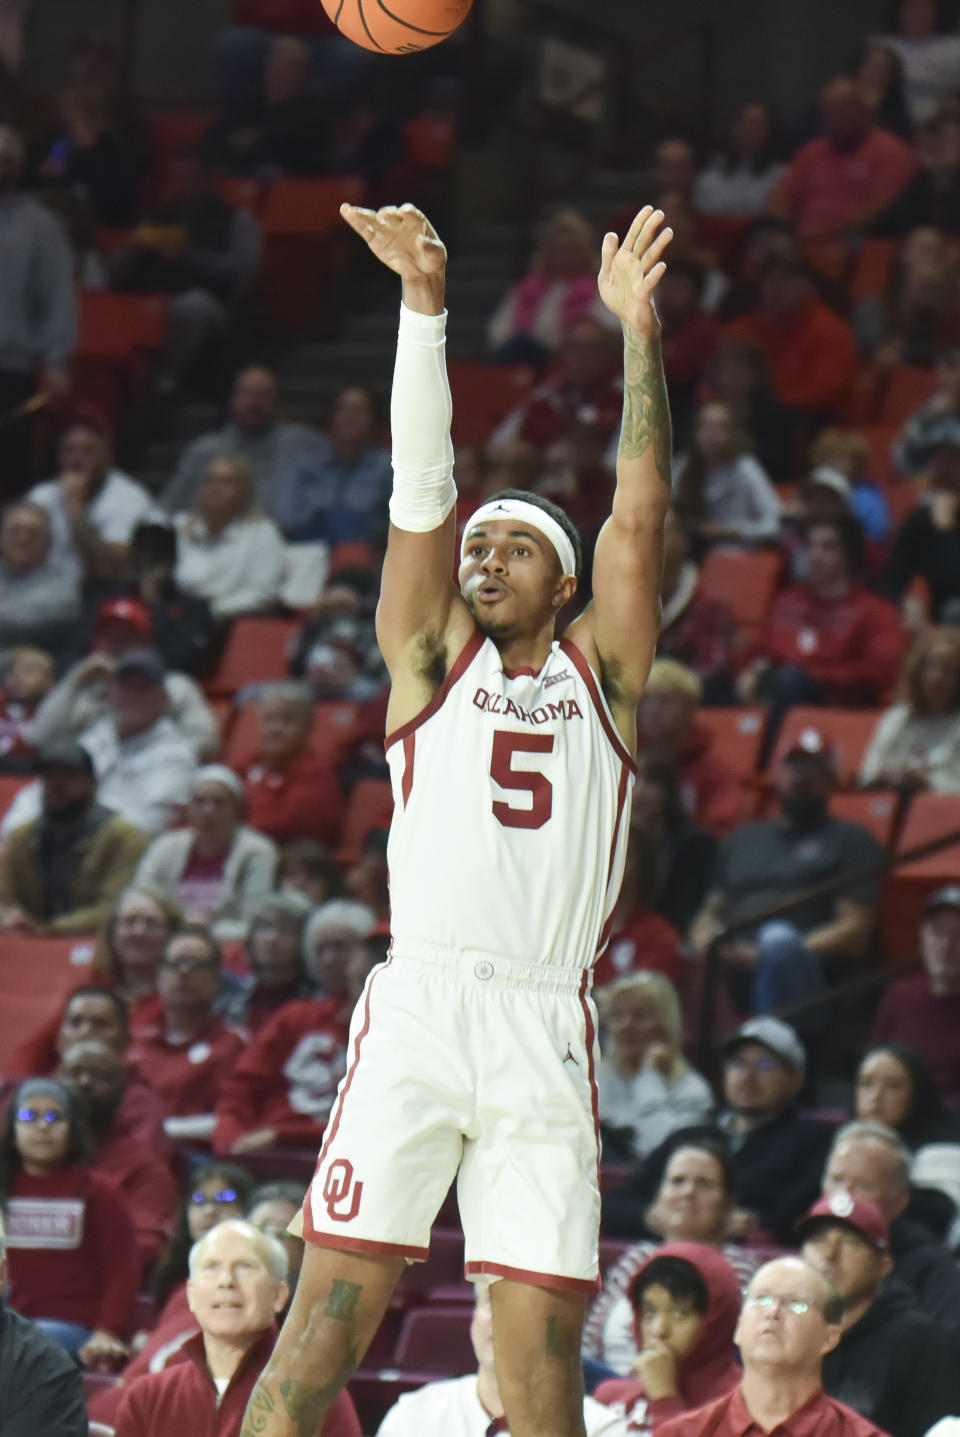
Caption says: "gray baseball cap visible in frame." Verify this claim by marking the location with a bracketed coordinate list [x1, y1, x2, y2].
[722, 1016, 806, 1074]
[925, 886, 960, 916]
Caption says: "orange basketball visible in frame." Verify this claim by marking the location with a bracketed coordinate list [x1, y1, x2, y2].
[320, 0, 473, 53]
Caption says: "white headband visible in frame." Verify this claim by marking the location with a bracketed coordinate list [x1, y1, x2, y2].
[460, 499, 577, 578]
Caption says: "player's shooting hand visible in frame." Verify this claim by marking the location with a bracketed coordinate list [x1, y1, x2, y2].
[341, 202, 447, 281]
[597, 206, 673, 338]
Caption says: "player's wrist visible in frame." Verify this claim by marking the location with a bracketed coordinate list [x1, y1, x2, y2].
[402, 273, 446, 315]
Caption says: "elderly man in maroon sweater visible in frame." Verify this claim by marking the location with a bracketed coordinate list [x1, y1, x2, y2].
[113, 1220, 360, 1437]
[658, 1256, 889, 1437]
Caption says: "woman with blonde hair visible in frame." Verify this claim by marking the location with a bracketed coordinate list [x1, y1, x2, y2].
[597, 972, 713, 1162]
[173, 454, 286, 617]
[487, 208, 602, 363]
[808, 426, 891, 543]
[860, 625, 960, 790]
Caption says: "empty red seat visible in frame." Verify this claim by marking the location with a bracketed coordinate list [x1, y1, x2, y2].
[393, 1304, 474, 1374]
[698, 548, 784, 635]
[830, 790, 900, 848]
[447, 362, 537, 447]
[398, 1229, 464, 1295]
[766, 708, 883, 789]
[259, 177, 365, 332]
[880, 365, 938, 427]
[205, 618, 300, 697]
[77, 292, 170, 359]
[348, 1371, 433, 1435]
[881, 792, 960, 959]
[337, 779, 394, 864]
[697, 708, 767, 783]
[0, 936, 96, 1072]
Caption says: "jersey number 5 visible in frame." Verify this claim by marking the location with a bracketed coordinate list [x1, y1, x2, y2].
[491, 730, 554, 829]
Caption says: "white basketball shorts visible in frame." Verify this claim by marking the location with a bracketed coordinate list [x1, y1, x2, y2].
[301, 943, 602, 1292]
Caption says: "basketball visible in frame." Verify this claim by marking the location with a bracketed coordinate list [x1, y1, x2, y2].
[320, 0, 473, 53]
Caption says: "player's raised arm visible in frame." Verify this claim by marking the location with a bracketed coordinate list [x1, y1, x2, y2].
[568, 207, 673, 723]
[341, 203, 467, 681]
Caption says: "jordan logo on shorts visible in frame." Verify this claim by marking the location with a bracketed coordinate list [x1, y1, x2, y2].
[563, 1044, 579, 1066]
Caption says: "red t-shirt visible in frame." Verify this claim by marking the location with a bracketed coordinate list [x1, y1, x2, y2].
[5, 1164, 139, 1337]
[772, 127, 917, 236]
[658, 1385, 887, 1437]
[212, 996, 350, 1154]
[242, 750, 344, 847]
[175, 848, 229, 923]
[126, 1016, 247, 1120]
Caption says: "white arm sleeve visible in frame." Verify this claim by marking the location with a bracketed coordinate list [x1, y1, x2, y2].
[388, 302, 457, 533]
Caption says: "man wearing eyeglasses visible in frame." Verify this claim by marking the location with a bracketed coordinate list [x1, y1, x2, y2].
[658, 1256, 889, 1437]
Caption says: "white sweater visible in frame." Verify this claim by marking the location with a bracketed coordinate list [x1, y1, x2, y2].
[135, 825, 278, 940]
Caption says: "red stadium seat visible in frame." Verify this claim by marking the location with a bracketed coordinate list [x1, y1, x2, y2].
[698, 548, 784, 635]
[447, 362, 537, 448]
[766, 708, 883, 789]
[259, 176, 366, 332]
[337, 779, 394, 865]
[205, 618, 299, 697]
[77, 292, 170, 359]
[397, 1229, 464, 1294]
[224, 697, 376, 772]
[393, 1305, 474, 1374]
[880, 793, 960, 959]
[0, 936, 96, 1071]
[696, 708, 767, 783]
[348, 1371, 435, 1435]
[880, 365, 938, 427]
[232, 0, 335, 31]
[830, 790, 900, 848]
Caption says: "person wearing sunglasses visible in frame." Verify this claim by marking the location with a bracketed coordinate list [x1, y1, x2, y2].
[0, 1077, 138, 1369]
[86, 1159, 253, 1427]
[656, 1256, 886, 1437]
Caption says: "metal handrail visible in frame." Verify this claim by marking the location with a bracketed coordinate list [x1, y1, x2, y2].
[695, 823, 960, 1068]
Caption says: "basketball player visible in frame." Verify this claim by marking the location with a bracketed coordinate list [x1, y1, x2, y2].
[241, 201, 673, 1437]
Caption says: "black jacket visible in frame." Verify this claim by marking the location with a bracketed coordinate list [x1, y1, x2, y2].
[891, 1214, 960, 1326]
[601, 1108, 835, 1243]
[822, 1279, 960, 1437]
[0, 1302, 86, 1437]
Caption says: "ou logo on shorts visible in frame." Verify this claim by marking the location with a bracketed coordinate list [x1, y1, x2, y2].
[323, 1158, 363, 1223]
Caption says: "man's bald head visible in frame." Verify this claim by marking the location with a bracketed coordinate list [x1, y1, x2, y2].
[736, 1256, 843, 1377]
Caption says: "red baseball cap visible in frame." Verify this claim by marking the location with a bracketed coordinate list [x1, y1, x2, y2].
[94, 598, 153, 639]
[796, 1190, 889, 1251]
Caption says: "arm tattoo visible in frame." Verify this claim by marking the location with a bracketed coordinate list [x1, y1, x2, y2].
[239, 1380, 275, 1436]
[544, 1313, 577, 1361]
[324, 1278, 362, 1322]
[619, 331, 672, 488]
[280, 1379, 330, 1437]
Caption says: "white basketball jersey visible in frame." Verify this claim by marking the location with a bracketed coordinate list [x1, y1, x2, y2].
[385, 630, 635, 974]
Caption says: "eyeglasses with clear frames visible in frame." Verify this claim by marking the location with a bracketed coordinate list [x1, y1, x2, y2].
[744, 1293, 820, 1317]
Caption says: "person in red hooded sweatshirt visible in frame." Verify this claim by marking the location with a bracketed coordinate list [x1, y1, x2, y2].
[594, 1243, 743, 1434]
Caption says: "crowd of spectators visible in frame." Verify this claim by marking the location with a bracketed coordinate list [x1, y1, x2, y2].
[4, 1, 960, 1435]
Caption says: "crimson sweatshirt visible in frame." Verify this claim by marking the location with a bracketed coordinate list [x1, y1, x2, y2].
[5, 1164, 139, 1337]
[113, 1328, 361, 1437]
[212, 997, 350, 1154]
[758, 583, 907, 703]
[595, 1242, 743, 1434]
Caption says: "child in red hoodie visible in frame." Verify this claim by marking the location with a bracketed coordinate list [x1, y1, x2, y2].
[594, 1242, 743, 1433]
